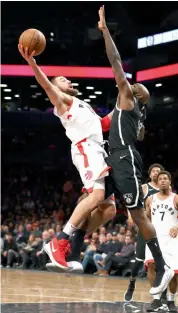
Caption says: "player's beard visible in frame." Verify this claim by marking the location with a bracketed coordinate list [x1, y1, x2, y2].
[66, 88, 79, 97]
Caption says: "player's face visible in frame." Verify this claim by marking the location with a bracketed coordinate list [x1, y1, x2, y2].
[53, 76, 78, 96]
[150, 167, 161, 182]
[157, 174, 171, 191]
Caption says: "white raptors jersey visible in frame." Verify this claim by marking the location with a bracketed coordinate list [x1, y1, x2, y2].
[54, 97, 103, 145]
[150, 192, 178, 236]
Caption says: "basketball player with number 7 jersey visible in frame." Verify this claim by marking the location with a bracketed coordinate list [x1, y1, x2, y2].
[145, 171, 178, 312]
[18, 44, 116, 271]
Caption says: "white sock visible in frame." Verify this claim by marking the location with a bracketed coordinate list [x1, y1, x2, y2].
[168, 292, 175, 302]
[153, 293, 161, 300]
[63, 222, 77, 236]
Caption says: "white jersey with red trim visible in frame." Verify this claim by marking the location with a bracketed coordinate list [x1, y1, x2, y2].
[54, 97, 103, 145]
[145, 192, 178, 272]
[150, 192, 178, 236]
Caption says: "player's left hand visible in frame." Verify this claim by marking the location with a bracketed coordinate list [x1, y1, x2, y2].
[169, 226, 178, 238]
[98, 5, 107, 31]
[18, 44, 36, 66]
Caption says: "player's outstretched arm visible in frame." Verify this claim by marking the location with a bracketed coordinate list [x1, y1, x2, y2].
[98, 6, 134, 110]
[18, 45, 70, 108]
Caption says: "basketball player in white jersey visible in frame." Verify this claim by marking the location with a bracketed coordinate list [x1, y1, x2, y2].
[18, 44, 116, 270]
[125, 164, 164, 302]
[145, 171, 178, 312]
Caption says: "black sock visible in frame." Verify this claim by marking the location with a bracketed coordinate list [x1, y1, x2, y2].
[146, 237, 165, 272]
[57, 231, 70, 240]
[161, 288, 167, 300]
[131, 259, 143, 278]
[67, 229, 86, 261]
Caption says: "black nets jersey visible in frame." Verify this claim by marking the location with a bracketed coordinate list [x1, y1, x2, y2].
[109, 99, 146, 153]
[144, 183, 159, 203]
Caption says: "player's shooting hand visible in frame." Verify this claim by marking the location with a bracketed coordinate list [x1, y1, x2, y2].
[169, 226, 178, 238]
[18, 44, 36, 65]
[98, 5, 107, 31]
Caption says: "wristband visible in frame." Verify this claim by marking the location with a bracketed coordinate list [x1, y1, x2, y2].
[101, 115, 111, 132]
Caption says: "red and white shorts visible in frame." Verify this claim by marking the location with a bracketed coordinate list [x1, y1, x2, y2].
[145, 235, 178, 274]
[71, 138, 111, 195]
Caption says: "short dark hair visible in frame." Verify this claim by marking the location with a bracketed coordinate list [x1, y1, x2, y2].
[148, 163, 164, 176]
[157, 170, 171, 182]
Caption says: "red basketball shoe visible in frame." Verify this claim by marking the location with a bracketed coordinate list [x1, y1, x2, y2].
[44, 237, 69, 269]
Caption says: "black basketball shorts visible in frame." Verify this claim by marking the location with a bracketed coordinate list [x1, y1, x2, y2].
[135, 232, 146, 261]
[106, 146, 144, 210]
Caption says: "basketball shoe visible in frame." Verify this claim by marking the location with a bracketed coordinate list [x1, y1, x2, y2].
[44, 237, 69, 269]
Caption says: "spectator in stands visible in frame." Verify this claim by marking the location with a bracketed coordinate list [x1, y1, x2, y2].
[119, 226, 126, 235]
[93, 234, 109, 274]
[99, 226, 107, 235]
[1, 233, 18, 268]
[16, 225, 27, 251]
[106, 233, 112, 242]
[107, 222, 114, 234]
[82, 239, 97, 273]
[18, 234, 38, 269]
[96, 235, 135, 276]
[91, 232, 99, 242]
[48, 228, 55, 239]
[31, 231, 50, 270]
[55, 224, 62, 237]
[32, 223, 42, 238]
[114, 224, 120, 233]
[117, 234, 126, 243]
[25, 223, 32, 239]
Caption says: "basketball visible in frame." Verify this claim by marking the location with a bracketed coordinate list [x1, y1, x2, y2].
[19, 29, 46, 56]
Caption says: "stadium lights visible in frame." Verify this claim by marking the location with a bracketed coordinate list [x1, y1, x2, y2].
[4, 97, 12, 100]
[30, 85, 37, 88]
[45, 98, 49, 101]
[163, 97, 171, 102]
[32, 95, 37, 98]
[50, 38, 54, 42]
[84, 99, 91, 102]
[0, 84, 7, 87]
[72, 83, 79, 86]
[95, 91, 102, 95]
[89, 95, 96, 99]
[155, 83, 162, 87]
[138, 29, 178, 49]
[4, 89, 11, 92]
[14, 94, 20, 98]
[86, 87, 94, 90]
[78, 92, 83, 95]
[50, 32, 54, 36]
[36, 93, 42, 96]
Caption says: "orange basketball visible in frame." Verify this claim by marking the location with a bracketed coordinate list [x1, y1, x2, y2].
[19, 29, 46, 56]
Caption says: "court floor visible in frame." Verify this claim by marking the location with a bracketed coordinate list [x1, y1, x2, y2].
[1, 269, 178, 313]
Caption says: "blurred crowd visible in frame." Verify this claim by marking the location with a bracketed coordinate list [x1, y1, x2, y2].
[1, 163, 139, 276]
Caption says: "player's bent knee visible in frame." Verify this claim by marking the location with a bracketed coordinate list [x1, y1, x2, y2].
[108, 205, 116, 218]
[92, 189, 105, 204]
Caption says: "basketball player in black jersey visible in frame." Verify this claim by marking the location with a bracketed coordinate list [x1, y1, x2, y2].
[124, 164, 164, 302]
[98, 5, 174, 295]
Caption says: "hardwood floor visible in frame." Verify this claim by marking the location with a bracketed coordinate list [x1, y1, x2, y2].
[1, 269, 178, 313]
